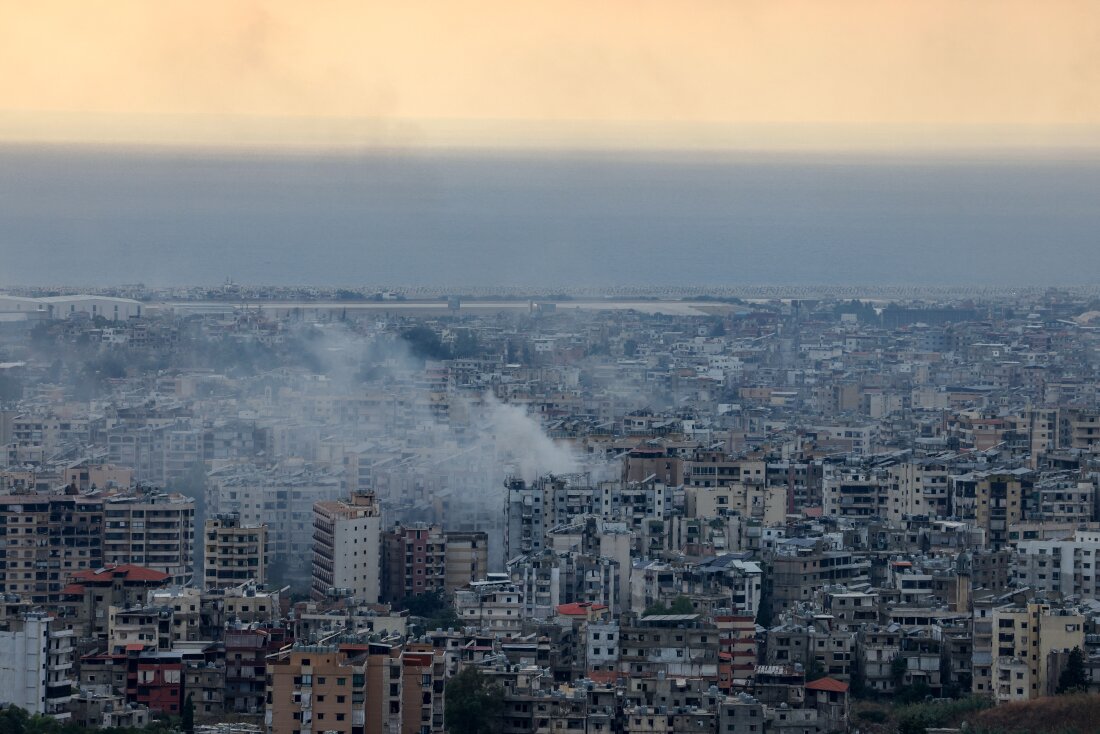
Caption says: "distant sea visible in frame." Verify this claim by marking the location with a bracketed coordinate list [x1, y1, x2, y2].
[2, 145, 1099, 288]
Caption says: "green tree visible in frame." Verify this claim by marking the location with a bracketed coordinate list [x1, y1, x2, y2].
[669, 596, 695, 614]
[405, 590, 461, 631]
[1058, 647, 1089, 694]
[444, 667, 504, 734]
[401, 326, 450, 361]
[891, 654, 908, 690]
[182, 693, 195, 734]
[849, 649, 866, 698]
[0, 706, 30, 734]
[756, 585, 774, 627]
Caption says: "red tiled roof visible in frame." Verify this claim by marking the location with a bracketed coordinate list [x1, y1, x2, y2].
[587, 670, 619, 684]
[806, 677, 849, 693]
[71, 564, 170, 583]
[61, 584, 85, 596]
[556, 602, 608, 616]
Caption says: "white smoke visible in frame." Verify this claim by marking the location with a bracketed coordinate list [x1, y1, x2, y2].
[481, 393, 580, 483]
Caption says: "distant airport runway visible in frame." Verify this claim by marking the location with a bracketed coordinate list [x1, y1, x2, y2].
[161, 299, 726, 318]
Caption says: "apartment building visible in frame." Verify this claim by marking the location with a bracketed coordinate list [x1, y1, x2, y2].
[454, 579, 524, 637]
[822, 471, 888, 519]
[204, 513, 269, 589]
[102, 491, 195, 585]
[442, 531, 489, 592]
[0, 612, 75, 718]
[684, 483, 787, 526]
[887, 458, 952, 521]
[619, 613, 720, 680]
[312, 492, 383, 603]
[1013, 530, 1100, 599]
[265, 641, 405, 734]
[60, 564, 171, 642]
[953, 471, 1033, 550]
[208, 462, 346, 578]
[0, 492, 104, 604]
[990, 603, 1084, 703]
[382, 524, 446, 605]
[769, 544, 870, 615]
[399, 644, 446, 734]
[224, 623, 292, 715]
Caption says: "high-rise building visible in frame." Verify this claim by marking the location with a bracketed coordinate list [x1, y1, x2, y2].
[989, 603, 1084, 702]
[443, 531, 489, 592]
[266, 641, 404, 734]
[312, 492, 382, 603]
[382, 524, 446, 604]
[0, 612, 75, 718]
[102, 491, 196, 584]
[203, 513, 269, 588]
[1013, 530, 1100, 600]
[400, 643, 446, 734]
[0, 492, 105, 604]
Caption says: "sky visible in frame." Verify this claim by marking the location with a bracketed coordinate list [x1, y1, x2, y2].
[2, 0, 1100, 150]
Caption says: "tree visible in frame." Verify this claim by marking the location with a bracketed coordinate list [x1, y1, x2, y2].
[756, 584, 774, 627]
[1057, 647, 1089, 694]
[182, 692, 195, 734]
[891, 654, 908, 691]
[849, 649, 866, 698]
[444, 667, 504, 734]
[405, 589, 461, 631]
[401, 326, 450, 361]
[643, 596, 695, 616]
[668, 596, 695, 614]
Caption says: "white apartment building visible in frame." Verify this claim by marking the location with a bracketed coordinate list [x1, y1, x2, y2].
[0, 612, 75, 718]
[311, 491, 382, 603]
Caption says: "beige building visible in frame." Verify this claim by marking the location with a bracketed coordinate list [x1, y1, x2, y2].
[102, 491, 196, 585]
[953, 471, 1032, 550]
[63, 462, 133, 491]
[312, 492, 383, 603]
[0, 493, 105, 604]
[454, 579, 524, 637]
[684, 483, 786, 526]
[203, 513, 269, 588]
[443, 531, 489, 592]
[887, 459, 951, 521]
[265, 641, 404, 734]
[822, 472, 887, 519]
[990, 603, 1084, 703]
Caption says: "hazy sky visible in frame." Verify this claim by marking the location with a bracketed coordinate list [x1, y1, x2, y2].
[3, 0, 1100, 149]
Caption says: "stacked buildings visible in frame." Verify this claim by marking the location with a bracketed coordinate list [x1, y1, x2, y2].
[6, 289, 1100, 731]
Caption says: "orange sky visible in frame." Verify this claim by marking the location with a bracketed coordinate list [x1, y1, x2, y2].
[2, 0, 1099, 149]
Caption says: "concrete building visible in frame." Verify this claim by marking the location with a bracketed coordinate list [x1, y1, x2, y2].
[990, 603, 1085, 702]
[1013, 531, 1100, 600]
[208, 462, 346, 580]
[454, 579, 524, 637]
[769, 543, 870, 616]
[382, 524, 446, 605]
[0, 492, 106, 604]
[0, 612, 75, 718]
[265, 641, 404, 734]
[442, 531, 489, 592]
[102, 491, 195, 585]
[203, 513, 269, 589]
[60, 564, 171, 643]
[312, 492, 383, 603]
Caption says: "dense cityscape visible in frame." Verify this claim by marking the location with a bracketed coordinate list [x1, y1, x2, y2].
[2, 288, 1100, 733]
